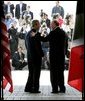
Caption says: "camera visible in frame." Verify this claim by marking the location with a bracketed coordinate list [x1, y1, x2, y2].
[44, 30, 47, 34]
[6, 15, 11, 20]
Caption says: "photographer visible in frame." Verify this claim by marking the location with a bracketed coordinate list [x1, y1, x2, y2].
[5, 13, 15, 30]
[40, 23, 50, 69]
[22, 5, 33, 22]
[19, 23, 28, 40]
[8, 21, 19, 59]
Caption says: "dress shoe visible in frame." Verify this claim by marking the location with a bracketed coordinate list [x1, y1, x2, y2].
[24, 89, 33, 92]
[51, 91, 58, 94]
[30, 90, 41, 93]
[59, 90, 66, 93]
[59, 87, 66, 93]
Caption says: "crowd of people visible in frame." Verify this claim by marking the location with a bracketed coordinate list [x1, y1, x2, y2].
[4, 1, 74, 71]
[3, 1, 76, 94]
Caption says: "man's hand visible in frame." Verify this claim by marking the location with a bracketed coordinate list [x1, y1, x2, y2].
[31, 31, 36, 37]
[41, 31, 46, 37]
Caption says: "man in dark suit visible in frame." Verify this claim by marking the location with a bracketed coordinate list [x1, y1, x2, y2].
[15, 1, 27, 19]
[24, 20, 44, 93]
[4, 1, 14, 17]
[8, 23, 19, 59]
[26, 5, 33, 20]
[35, 20, 67, 93]
[22, 5, 33, 25]
[45, 13, 51, 29]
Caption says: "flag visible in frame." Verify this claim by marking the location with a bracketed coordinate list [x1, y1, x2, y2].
[1, 1, 13, 93]
[68, 1, 84, 92]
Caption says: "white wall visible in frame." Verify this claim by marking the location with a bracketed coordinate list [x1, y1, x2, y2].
[4, 1, 77, 21]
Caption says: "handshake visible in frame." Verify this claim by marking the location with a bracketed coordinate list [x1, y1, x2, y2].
[41, 30, 47, 37]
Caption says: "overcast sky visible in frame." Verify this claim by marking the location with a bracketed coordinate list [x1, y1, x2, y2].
[4, 1, 77, 21]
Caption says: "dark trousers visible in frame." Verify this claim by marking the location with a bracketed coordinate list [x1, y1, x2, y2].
[50, 58, 65, 92]
[10, 41, 17, 59]
[50, 68, 65, 92]
[12, 61, 27, 70]
[25, 59, 42, 91]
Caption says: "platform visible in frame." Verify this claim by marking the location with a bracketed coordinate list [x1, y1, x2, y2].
[3, 70, 82, 100]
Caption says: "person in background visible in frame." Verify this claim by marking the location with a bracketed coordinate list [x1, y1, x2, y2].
[40, 13, 46, 25]
[64, 13, 71, 34]
[4, 1, 14, 17]
[53, 13, 63, 28]
[39, 23, 50, 69]
[12, 47, 27, 70]
[40, 9, 44, 17]
[44, 13, 51, 29]
[52, 1, 64, 19]
[15, 1, 27, 20]
[69, 14, 74, 40]
[21, 5, 33, 29]
[8, 21, 19, 59]
[19, 23, 28, 40]
[5, 13, 15, 30]
[22, 5, 33, 20]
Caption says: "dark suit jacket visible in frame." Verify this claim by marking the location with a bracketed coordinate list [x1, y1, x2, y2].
[29, 11, 33, 20]
[4, 4, 14, 17]
[52, 6, 64, 18]
[25, 29, 44, 64]
[22, 10, 33, 20]
[46, 18, 50, 28]
[36, 27, 68, 70]
[8, 27, 18, 44]
[15, 3, 26, 19]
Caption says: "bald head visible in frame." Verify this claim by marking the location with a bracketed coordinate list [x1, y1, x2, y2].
[51, 20, 59, 30]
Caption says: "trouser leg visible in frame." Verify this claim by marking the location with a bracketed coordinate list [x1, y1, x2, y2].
[58, 70, 65, 91]
[50, 68, 58, 92]
[33, 60, 41, 91]
[25, 63, 33, 91]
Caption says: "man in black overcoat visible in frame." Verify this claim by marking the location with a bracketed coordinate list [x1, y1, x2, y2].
[15, 1, 27, 19]
[35, 20, 68, 93]
[4, 1, 14, 17]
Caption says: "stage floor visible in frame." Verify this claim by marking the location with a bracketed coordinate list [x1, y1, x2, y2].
[3, 70, 82, 100]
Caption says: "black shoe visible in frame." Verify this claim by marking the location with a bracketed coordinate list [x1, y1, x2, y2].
[59, 90, 66, 93]
[59, 87, 66, 93]
[30, 90, 41, 93]
[24, 89, 33, 92]
[51, 91, 58, 94]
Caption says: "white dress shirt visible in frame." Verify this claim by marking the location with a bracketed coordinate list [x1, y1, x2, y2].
[7, 5, 10, 13]
[20, 3, 22, 15]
